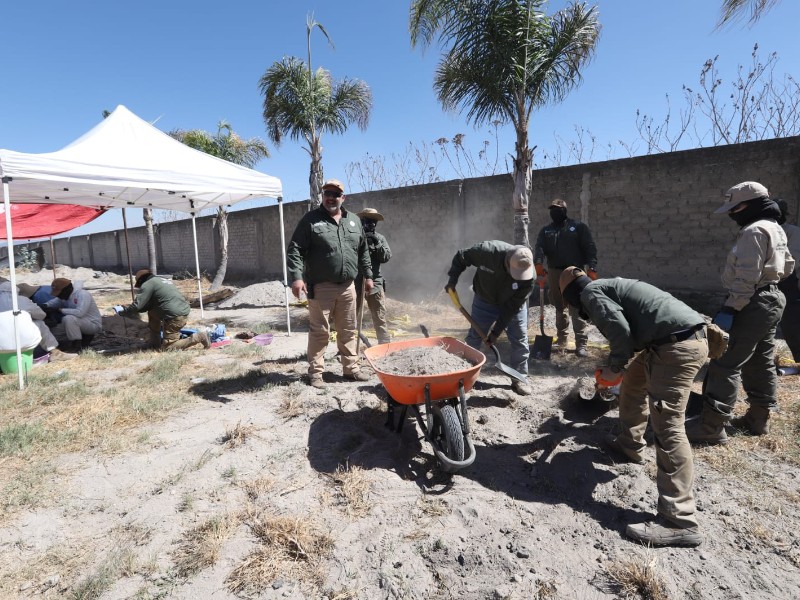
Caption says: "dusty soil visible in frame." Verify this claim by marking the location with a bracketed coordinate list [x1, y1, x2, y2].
[1, 267, 799, 599]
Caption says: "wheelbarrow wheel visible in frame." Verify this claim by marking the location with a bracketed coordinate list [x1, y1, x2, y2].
[431, 403, 465, 463]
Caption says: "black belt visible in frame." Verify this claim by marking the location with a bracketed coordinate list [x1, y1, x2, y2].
[651, 324, 705, 347]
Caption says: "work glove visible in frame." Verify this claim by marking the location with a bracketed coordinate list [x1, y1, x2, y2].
[712, 307, 737, 332]
[535, 263, 547, 286]
[587, 268, 598, 281]
[486, 330, 501, 347]
[365, 231, 379, 250]
[444, 278, 458, 294]
[595, 365, 623, 388]
[112, 305, 124, 315]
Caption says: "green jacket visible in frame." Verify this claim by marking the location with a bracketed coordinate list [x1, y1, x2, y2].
[356, 231, 391, 293]
[448, 240, 533, 334]
[534, 218, 597, 270]
[287, 207, 373, 293]
[121, 276, 190, 320]
[580, 278, 705, 369]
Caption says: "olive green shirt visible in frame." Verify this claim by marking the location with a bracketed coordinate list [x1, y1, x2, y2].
[580, 278, 705, 369]
[287, 206, 373, 291]
[121, 276, 190, 320]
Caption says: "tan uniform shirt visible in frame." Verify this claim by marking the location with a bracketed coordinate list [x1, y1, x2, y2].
[722, 219, 796, 310]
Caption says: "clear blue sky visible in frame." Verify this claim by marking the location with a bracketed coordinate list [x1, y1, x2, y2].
[1, 1, 798, 238]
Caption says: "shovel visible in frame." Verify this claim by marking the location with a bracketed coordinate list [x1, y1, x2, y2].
[531, 281, 552, 360]
[446, 288, 527, 383]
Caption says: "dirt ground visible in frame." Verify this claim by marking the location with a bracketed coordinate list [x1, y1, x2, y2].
[1, 267, 799, 599]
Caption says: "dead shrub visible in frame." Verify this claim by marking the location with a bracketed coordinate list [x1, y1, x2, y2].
[240, 476, 276, 501]
[172, 513, 238, 578]
[329, 464, 371, 518]
[220, 421, 254, 449]
[604, 554, 669, 600]
[276, 396, 303, 419]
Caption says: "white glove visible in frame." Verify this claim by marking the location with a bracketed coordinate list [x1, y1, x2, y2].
[113, 305, 124, 314]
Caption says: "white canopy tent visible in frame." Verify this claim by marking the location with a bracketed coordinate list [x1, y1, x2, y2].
[0, 105, 290, 388]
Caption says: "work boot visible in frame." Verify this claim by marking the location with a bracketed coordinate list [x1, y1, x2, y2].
[59, 340, 81, 354]
[309, 374, 327, 390]
[511, 378, 532, 395]
[194, 331, 211, 349]
[80, 334, 95, 350]
[603, 434, 644, 464]
[685, 403, 729, 445]
[343, 370, 370, 382]
[48, 348, 78, 362]
[625, 517, 703, 547]
[730, 405, 771, 435]
[575, 345, 588, 358]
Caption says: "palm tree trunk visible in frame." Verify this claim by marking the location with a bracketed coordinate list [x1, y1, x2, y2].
[512, 133, 533, 248]
[308, 138, 323, 211]
[210, 207, 229, 291]
[143, 208, 158, 274]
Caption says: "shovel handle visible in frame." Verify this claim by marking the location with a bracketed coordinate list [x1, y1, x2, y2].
[447, 288, 492, 347]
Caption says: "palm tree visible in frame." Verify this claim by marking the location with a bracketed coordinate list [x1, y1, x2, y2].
[259, 16, 373, 210]
[410, 0, 600, 247]
[718, 0, 779, 27]
[169, 122, 270, 290]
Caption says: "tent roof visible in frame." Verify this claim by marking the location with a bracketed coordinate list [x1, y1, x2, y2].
[0, 105, 282, 213]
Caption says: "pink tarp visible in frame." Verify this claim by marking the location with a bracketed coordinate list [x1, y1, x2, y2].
[0, 203, 105, 239]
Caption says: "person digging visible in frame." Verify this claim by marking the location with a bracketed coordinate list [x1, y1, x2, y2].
[112, 269, 210, 351]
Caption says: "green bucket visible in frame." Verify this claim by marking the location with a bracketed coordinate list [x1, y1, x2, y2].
[0, 349, 34, 375]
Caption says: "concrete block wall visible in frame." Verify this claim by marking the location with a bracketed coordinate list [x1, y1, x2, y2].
[35, 136, 800, 315]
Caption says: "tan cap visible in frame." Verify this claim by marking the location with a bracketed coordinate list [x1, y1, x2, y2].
[714, 181, 769, 214]
[322, 179, 345, 193]
[17, 283, 39, 298]
[507, 246, 534, 281]
[51, 277, 72, 296]
[134, 269, 151, 280]
[559, 266, 587, 294]
[356, 207, 384, 221]
[548, 199, 567, 209]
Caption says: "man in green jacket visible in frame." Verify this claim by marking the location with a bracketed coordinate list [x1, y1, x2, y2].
[446, 241, 534, 395]
[534, 199, 598, 356]
[287, 179, 374, 389]
[355, 208, 392, 345]
[113, 270, 209, 351]
[560, 267, 708, 547]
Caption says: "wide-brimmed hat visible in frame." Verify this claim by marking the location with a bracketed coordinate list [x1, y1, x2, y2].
[50, 277, 72, 296]
[714, 181, 769, 214]
[548, 199, 567, 209]
[507, 246, 534, 281]
[356, 208, 384, 221]
[17, 283, 39, 298]
[322, 179, 345, 194]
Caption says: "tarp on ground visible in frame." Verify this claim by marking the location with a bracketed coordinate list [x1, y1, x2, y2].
[0, 203, 106, 239]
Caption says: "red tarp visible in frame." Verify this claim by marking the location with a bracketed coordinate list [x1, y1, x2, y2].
[0, 204, 106, 239]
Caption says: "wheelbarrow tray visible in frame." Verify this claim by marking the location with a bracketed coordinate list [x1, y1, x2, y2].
[363, 336, 485, 405]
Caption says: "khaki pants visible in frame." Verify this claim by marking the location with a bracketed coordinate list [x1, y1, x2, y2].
[357, 286, 391, 345]
[148, 313, 190, 350]
[307, 282, 360, 376]
[616, 335, 708, 528]
[547, 267, 589, 346]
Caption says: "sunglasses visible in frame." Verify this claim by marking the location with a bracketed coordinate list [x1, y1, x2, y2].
[323, 190, 343, 198]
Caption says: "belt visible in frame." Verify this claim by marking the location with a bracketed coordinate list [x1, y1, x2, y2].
[756, 283, 778, 292]
[651, 324, 705, 347]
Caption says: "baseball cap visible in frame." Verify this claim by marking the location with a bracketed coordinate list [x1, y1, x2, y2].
[714, 181, 769, 214]
[51, 277, 72, 296]
[559, 266, 587, 294]
[548, 199, 567, 209]
[322, 179, 345, 194]
[507, 246, 534, 281]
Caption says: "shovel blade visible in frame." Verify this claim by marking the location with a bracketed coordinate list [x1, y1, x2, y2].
[531, 334, 553, 360]
[490, 345, 528, 382]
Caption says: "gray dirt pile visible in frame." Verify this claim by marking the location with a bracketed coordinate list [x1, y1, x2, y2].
[217, 281, 288, 308]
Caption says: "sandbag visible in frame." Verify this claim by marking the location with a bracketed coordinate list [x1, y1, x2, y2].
[0, 310, 42, 352]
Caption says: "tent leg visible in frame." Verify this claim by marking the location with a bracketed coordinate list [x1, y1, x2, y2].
[122, 208, 135, 301]
[49, 236, 57, 278]
[3, 178, 26, 390]
[191, 214, 204, 319]
[278, 197, 291, 336]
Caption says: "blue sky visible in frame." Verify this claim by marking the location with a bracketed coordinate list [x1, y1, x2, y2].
[1, 0, 798, 238]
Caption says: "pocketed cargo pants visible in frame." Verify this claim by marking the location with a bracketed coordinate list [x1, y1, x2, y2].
[148, 313, 188, 350]
[778, 274, 800, 362]
[465, 294, 529, 376]
[357, 286, 391, 345]
[547, 267, 589, 347]
[615, 334, 708, 528]
[704, 285, 785, 417]
[307, 281, 360, 377]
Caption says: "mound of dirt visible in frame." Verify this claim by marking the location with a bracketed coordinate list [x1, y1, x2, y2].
[217, 281, 288, 308]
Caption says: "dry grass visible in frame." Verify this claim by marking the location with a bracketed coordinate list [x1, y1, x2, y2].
[277, 396, 304, 419]
[220, 421, 255, 449]
[416, 496, 450, 519]
[604, 553, 669, 600]
[227, 507, 333, 596]
[240, 475, 276, 501]
[328, 464, 371, 518]
[172, 513, 238, 578]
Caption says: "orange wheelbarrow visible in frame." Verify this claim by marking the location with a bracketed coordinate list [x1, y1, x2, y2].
[363, 336, 485, 473]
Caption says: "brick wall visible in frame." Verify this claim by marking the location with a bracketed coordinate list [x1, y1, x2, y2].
[8, 137, 799, 314]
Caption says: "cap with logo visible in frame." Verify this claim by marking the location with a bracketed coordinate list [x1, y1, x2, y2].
[714, 181, 769, 214]
[507, 246, 534, 281]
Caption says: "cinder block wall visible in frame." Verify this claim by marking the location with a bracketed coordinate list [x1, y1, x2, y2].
[16, 136, 799, 315]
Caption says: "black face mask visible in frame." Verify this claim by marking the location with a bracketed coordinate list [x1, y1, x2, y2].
[549, 208, 567, 224]
[562, 275, 591, 319]
[58, 284, 74, 300]
[728, 197, 782, 228]
[361, 219, 377, 233]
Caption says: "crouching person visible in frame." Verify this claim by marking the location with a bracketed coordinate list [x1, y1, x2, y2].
[559, 267, 708, 547]
[113, 270, 209, 351]
[46, 278, 102, 353]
